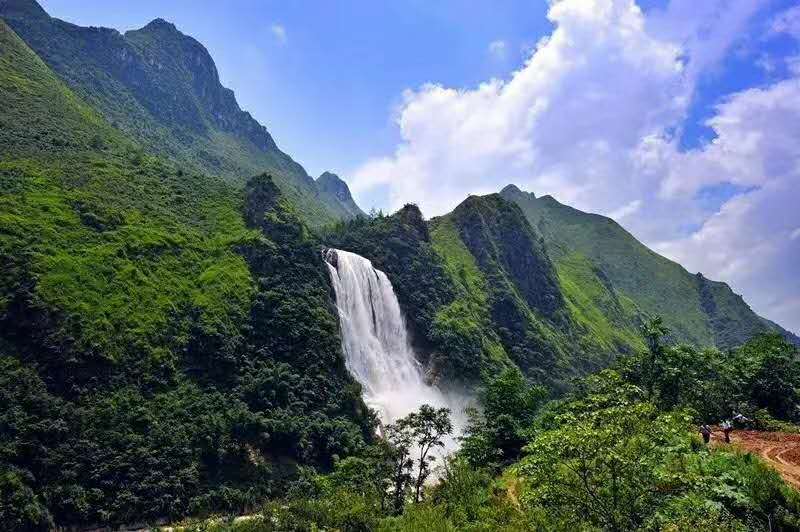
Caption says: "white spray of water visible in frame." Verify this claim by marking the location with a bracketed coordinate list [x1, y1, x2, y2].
[324, 248, 467, 450]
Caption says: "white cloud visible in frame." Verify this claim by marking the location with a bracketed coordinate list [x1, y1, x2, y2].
[771, 4, 800, 39]
[606, 199, 642, 220]
[660, 78, 800, 198]
[488, 39, 507, 59]
[352, 0, 688, 216]
[646, 0, 762, 82]
[350, 0, 800, 333]
[756, 53, 777, 73]
[270, 24, 287, 46]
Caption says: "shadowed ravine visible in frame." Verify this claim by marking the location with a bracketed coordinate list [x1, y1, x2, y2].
[324, 248, 468, 449]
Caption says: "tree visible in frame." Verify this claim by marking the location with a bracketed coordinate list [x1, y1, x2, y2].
[641, 315, 669, 355]
[518, 389, 694, 531]
[461, 368, 547, 469]
[384, 405, 453, 510]
[638, 316, 670, 398]
[740, 334, 800, 420]
[384, 418, 415, 514]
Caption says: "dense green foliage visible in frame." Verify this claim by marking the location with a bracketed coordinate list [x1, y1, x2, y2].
[0, 20, 373, 529]
[499, 185, 798, 349]
[514, 370, 800, 531]
[460, 368, 547, 471]
[624, 330, 800, 425]
[194, 331, 800, 532]
[1, 0, 362, 225]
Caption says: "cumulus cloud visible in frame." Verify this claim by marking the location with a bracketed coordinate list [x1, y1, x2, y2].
[660, 79, 800, 198]
[350, 0, 800, 333]
[270, 23, 287, 46]
[488, 39, 507, 59]
[352, 0, 687, 216]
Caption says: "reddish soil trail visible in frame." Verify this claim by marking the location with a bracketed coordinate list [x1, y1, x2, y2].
[712, 430, 800, 488]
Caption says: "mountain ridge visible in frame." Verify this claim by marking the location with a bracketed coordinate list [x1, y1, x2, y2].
[498, 183, 799, 347]
[0, 0, 362, 225]
[3, 4, 800, 528]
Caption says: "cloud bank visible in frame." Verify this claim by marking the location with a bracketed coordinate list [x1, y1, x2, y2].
[351, 0, 800, 334]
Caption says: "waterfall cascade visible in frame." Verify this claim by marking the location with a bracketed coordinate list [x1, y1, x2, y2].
[324, 248, 466, 438]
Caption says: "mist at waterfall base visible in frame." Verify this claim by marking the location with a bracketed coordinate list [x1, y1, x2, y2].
[324, 248, 470, 455]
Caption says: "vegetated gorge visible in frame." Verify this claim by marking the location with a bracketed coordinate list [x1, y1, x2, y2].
[2, 1, 800, 530]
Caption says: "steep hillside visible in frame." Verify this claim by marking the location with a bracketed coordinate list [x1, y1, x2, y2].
[499, 184, 798, 348]
[430, 194, 638, 379]
[0, 0, 360, 225]
[324, 195, 627, 389]
[0, 20, 371, 528]
[432, 194, 577, 382]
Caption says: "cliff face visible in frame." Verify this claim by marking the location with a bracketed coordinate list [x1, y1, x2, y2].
[0, 0, 362, 225]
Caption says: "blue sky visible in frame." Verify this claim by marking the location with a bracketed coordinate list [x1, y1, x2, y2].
[39, 0, 551, 181]
[38, 0, 800, 334]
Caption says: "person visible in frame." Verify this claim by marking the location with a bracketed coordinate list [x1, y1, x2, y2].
[721, 420, 733, 443]
[732, 412, 751, 428]
[699, 424, 712, 444]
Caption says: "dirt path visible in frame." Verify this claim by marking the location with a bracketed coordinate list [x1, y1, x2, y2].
[712, 430, 800, 488]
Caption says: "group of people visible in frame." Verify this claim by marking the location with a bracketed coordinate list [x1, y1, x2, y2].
[699, 413, 751, 444]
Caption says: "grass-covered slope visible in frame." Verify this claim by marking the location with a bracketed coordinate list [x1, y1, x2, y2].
[0, 20, 371, 528]
[0, 18, 253, 366]
[0, 0, 361, 225]
[435, 195, 573, 382]
[499, 184, 797, 348]
[430, 194, 632, 383]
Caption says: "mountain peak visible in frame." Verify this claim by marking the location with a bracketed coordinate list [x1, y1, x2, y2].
[0, 0, 49, 19]
[140, 18, 179, 33]
[316, 172, 364, 219]
[500, 183, 535, 200]
[317, 172, 352, 200]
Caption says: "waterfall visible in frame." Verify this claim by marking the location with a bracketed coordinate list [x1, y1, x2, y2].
[324, 248, 466, 443]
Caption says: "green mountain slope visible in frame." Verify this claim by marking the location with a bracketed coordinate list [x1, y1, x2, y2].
[324, 195, 631, 390]
[0, 20, 370, 528]
[429, 195, 575, 383]
[0, 0, 361, 225]
[430, 194, 642, 379]
[328, 186, 794, 393]
[499, 184, 798, 348]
